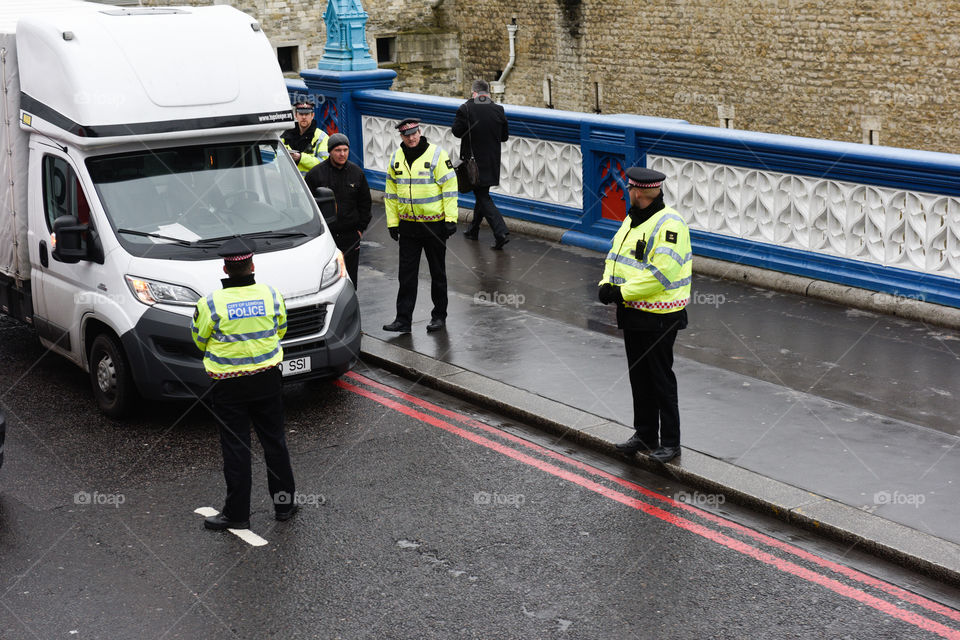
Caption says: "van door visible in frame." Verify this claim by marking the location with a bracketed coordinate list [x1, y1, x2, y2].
[30, 148, 103, 364]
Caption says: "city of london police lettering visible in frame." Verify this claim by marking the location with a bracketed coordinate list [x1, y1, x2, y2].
[227, 300, 267, 320]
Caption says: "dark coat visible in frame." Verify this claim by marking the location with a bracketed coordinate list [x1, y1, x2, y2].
[451, 96, 509, 187]
[304, 158, 372, 235]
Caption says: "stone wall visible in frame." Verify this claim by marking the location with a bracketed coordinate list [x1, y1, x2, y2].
[453, 0, 960, 153]
[138, 0, 960, 153]
[141, 0, 463, 95]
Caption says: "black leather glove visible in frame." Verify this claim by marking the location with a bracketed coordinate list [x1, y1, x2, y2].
[611, 286, 624, 304]
[598, 283, 623, 305]
[389, 227, 399, 242]
[598, 283, 614, 304]
[444, 222, 458, 239]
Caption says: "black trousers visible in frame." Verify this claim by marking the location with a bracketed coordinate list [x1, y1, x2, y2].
[395, 233, 447, 325]
[333, 231, 361, 289]
[212, 367, 295, 520]
[623, 329, 680, 448]
[468, 186, 508, 239]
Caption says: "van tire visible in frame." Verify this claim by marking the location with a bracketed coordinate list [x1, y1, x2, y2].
[89, 333, 136, 418]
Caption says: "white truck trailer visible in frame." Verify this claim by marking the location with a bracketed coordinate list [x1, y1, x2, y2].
[0, 2, 361, 417]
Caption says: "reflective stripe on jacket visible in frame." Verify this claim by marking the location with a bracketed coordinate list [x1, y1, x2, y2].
[285, 128, 330, 173]
[191, 283, 287, 377]
[384, 143, 459, 225]
[600, 206, 692, 314]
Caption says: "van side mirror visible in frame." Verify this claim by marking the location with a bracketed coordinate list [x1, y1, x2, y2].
[313, 186, 337, 226]
[52, 215, 102, 264]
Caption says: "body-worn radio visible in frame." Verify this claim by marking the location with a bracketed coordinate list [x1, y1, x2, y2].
[635, 236, 647, 260]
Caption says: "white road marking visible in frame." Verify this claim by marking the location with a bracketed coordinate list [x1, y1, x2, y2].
[194, 507, 268, 547]
[229, 528, 269, 546]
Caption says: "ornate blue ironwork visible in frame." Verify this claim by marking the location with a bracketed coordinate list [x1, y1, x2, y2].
[317, 0, 377, 71]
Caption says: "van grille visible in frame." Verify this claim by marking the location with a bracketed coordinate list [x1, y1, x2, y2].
[285, 303, 328, 340]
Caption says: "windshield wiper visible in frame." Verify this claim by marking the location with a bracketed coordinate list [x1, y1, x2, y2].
[117, 228, 218, 248]
[199, 230, 310, 243]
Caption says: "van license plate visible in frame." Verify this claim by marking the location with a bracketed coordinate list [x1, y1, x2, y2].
[280, 356, 311, 377]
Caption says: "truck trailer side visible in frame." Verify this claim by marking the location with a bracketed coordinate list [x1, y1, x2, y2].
[0, 11, 35, 323]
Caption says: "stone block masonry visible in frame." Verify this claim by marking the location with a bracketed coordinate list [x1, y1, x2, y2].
[144, 0, 960, 153]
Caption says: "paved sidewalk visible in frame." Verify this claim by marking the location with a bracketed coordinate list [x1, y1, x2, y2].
[352, 207, 960, 583]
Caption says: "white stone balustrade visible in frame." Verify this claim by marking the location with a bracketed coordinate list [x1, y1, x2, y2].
[363, 112, 960, 284]
[649, 155, 960, 279]
[362, 115, 583, 209]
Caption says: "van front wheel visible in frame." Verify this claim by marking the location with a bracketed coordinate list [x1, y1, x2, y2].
[89, 334, 136, 418]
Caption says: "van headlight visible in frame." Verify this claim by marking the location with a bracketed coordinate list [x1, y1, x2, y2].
[319, 250, 346, 290]
[125, 275, 201, 307]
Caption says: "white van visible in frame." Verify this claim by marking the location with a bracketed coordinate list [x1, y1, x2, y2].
[0, 3, 361, 416]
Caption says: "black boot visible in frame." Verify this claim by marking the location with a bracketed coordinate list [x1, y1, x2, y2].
[649, 446, 682, 463]
[382, 320, 411, 333]
[615, 434, 656, 455]
[204, 513, 250, 531]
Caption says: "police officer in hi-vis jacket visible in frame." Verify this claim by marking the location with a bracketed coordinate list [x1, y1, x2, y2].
[598, 167, 692, 464]
[192, 237, 297, 530]
[382, 117, 459, 334]
[282, 97, 329, 174]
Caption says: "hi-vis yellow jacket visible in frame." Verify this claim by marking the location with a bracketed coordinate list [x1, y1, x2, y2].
[191, 282, 287, 378]
[384, 143, 459, 226]
[284, 128, 329, 173]
[600, 206, 693, 313]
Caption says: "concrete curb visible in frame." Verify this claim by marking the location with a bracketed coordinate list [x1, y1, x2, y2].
[374, 191, 960, 330]
[360, 334, 960, 586]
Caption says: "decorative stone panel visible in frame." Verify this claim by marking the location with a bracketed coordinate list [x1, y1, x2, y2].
[362, 115, 583, 209]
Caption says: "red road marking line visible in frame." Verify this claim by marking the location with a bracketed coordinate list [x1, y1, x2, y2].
[346, 371, 960, 624]
[337, 376, 960, 639]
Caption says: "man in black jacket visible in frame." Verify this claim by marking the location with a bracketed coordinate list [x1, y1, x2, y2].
[304, 133, 372, 288]
[452, 80, 510, 250]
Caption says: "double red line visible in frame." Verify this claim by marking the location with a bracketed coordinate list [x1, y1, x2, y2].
[337, 371, 960, 639]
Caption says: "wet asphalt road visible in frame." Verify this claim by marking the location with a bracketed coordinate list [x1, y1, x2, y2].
[1, 316, 959, 639]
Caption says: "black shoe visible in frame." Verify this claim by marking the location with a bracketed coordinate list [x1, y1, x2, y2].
[463, 230, 479, 241]
[426, 318, 446, 333]
[275, 505, 299, 521]
[204, 513, 250, 531]
[492, 234, 510, 250]
[382, 320, 411, 333]
[649, 446, 682, 463]
[615, 435, 656, 455]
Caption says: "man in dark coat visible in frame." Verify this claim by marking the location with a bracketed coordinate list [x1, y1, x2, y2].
[452, 79, 510, 250]
[304, 133, 372, 288]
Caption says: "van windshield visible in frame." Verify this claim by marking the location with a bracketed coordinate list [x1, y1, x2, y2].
[86, 140, 321, 259]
